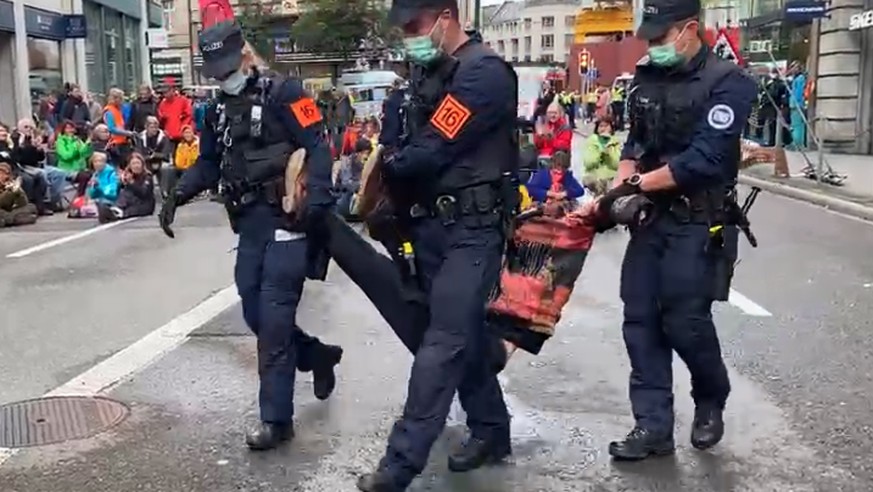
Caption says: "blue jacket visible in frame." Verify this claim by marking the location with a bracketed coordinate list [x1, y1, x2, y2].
[193, 101, 208, 133]
[88, 165, 120, 203]
[527, 168, 585, 202]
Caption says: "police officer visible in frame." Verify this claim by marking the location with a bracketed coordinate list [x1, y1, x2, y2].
[157, 20, 343, 451]
[356, 0, 518, 489]
[591, 0, 757, 461]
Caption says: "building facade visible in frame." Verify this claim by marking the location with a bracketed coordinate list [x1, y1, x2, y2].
[0, 0, 159, 124]
[481, 0, 585, 64]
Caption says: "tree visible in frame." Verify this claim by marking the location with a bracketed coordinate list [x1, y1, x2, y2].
[235, 0, 278, 62]
[291, 0, 400, 59]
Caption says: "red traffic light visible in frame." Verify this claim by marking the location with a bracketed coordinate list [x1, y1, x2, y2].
[578, 51, 590, 67]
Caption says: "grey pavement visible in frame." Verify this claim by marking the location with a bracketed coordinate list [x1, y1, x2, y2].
[2, 184, 873, 490]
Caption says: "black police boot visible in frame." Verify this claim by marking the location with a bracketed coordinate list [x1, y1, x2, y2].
[356, 470, 402, 492]
[608, 427, 675, 461]
[312, 344, 343, 400]
[245, 422, 294, 451]
[487, 336, 509, 374]
[691, 404, 725, 450]
[448, 436, 512, 472]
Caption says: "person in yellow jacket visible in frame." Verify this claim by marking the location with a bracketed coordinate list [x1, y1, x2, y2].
[581, 116, 621, 196]
[585, 90, 598, 123]
[162, 125, 199, 198]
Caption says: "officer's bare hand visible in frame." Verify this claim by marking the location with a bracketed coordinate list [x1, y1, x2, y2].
[572, 198, 600, 218]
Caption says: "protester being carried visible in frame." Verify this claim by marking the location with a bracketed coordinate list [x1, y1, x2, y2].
[99, 152, 154, 223]
[0, 159, 37, 227]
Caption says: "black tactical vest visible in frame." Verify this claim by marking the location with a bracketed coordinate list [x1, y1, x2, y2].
[627, 50, 741, 178]
[412, 41, 519, 194]
[213, 77, 289, 188]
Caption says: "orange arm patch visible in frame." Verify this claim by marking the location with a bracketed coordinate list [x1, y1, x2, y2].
[430, 94, 472, 140]
[289, 98, 323, 128]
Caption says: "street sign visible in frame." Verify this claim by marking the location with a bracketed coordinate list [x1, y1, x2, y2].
[713, 29, 743, 65]
[586, 68, 599, 80]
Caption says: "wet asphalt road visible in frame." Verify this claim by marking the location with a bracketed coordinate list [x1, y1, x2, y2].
[2, 153, 873, 490]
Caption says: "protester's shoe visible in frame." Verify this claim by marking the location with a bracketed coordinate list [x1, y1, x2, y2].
[111, 206, 125, 219]
[312, 344, 343, 400]
[245, 422, 293, 451]
[608, 427, 675, 461]
[96, 204, 114, 224]
[356, 470, 401, 492]
[448, 436, 512, 472]
[691, 404, 724, 450]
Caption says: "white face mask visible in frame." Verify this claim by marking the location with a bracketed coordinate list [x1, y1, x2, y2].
[220, 70, 247, 95]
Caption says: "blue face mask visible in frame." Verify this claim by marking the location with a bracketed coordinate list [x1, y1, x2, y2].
[220, 69, 247, 95]
[403, 20, 443, 64]
[647, 23, 692, 67]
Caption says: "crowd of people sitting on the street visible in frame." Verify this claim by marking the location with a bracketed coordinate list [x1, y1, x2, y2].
[1, 79, 207, 229]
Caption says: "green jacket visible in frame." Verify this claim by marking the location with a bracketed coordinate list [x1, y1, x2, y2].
[582, 133, 622, 181]
[54, 134, 90, 173]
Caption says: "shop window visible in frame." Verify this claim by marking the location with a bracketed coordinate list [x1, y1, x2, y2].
[123, 16, 142, 92]
[27, 38, 63, 103]
[85, 1, 105, 97]
[104, 12, 122, 91]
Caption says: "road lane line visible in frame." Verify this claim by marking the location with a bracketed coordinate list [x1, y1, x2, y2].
[46, 285, 239, 397]
[1, 286, 238, 469]
[5, 218, 138, 259]
[728, 288, 772, 317]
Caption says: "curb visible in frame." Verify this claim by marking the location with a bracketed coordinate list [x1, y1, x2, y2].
[738, 174, 873, 222]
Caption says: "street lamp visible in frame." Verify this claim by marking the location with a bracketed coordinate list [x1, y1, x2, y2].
[474, 0, 480, 30]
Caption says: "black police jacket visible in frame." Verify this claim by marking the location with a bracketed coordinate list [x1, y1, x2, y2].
[627, 49, 742, 176]
[211, 77, 293, 191]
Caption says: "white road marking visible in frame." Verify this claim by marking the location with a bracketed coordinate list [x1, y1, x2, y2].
[5, 218, 138, 259]
[0, 285, 239, 469]
[728, 288, 772, 317]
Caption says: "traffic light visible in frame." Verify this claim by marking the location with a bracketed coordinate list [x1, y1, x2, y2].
[579, 51, 590, 75]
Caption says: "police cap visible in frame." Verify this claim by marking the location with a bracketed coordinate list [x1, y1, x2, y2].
[637, 0, 700, 41]
[198, 20, 245, 80]
[388, 0, 456, 26]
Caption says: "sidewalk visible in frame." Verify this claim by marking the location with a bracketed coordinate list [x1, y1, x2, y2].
[740, 150, 873, 221]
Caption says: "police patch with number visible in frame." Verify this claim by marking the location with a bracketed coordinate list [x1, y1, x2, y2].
[707, 104, 735, 130]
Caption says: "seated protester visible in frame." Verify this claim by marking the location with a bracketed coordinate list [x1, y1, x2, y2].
[533, 101, 572, 159]
[526, 150, 585, 204]
[166, 125, 198, 197]
[53, 119, 93, 202]
[335, 138, 370, 218]
[0, 160, 37, 227]
[136, 115, 172, 192]
[88, 124, 124, 167]
[99, 152, 154, 223]
[340, 119, 362, 156]
[11, 118, 62, 215]
[0, 124, 44, 213]
[362, 117, 380, 150]
[581, 116, 621, 196]
[86, 151, 119, 206]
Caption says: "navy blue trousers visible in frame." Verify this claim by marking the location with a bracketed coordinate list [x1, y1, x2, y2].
[619, 215, 732, 436]
[234, 204, 320, 425]
[373, 218, 510, 488]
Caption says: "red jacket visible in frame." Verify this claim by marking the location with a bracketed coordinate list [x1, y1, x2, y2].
[533, 118, 572, 157]
[157, 95, 193, 141]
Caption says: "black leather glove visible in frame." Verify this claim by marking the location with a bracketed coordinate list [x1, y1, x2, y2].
[159, 192, 179, 238]
[596, 181, 640, 218]
[608, 194, 653, 226]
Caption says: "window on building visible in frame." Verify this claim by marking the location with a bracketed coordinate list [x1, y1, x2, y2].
[540, 54, 554, 63]
[85, 1, 105, 96]
[524, 36, 531, 52]
[27, 38, 63, 107]
[524, 18, 531, 30]
[565, 33, 575, 47]
[162, 0, 174, 30]
[542, 16, 554, 28]
[511, 38, 519, 54]
[524, 55, 531, 62]
[511, 56, 518, 62]
[104, 11, 122, 90]
[123, 16, 142, 92]
[497, 40, 505, 52]
[565, 15, 575, 27]
[541, 34, 554, 49]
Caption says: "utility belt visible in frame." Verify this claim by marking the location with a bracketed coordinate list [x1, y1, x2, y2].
[406, 182, 503, 229]
[653, 193, 726, 224]
[220, 176, 287, 232]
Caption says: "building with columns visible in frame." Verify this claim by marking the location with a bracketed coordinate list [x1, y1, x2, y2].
[0, 0, 161, 124]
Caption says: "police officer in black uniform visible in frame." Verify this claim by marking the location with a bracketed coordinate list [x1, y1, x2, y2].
[355, 0, 518, 490]
[158, 21, 343, 451]
[591, 0, 757, 461]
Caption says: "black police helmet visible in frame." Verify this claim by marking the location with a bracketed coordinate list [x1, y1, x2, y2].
[389, 0, 457, 26]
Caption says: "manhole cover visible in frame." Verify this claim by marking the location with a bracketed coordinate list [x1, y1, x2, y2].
[0, 396, 129, 448]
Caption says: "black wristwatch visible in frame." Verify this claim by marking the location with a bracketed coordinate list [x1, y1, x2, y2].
[626, 173, 642, 188]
